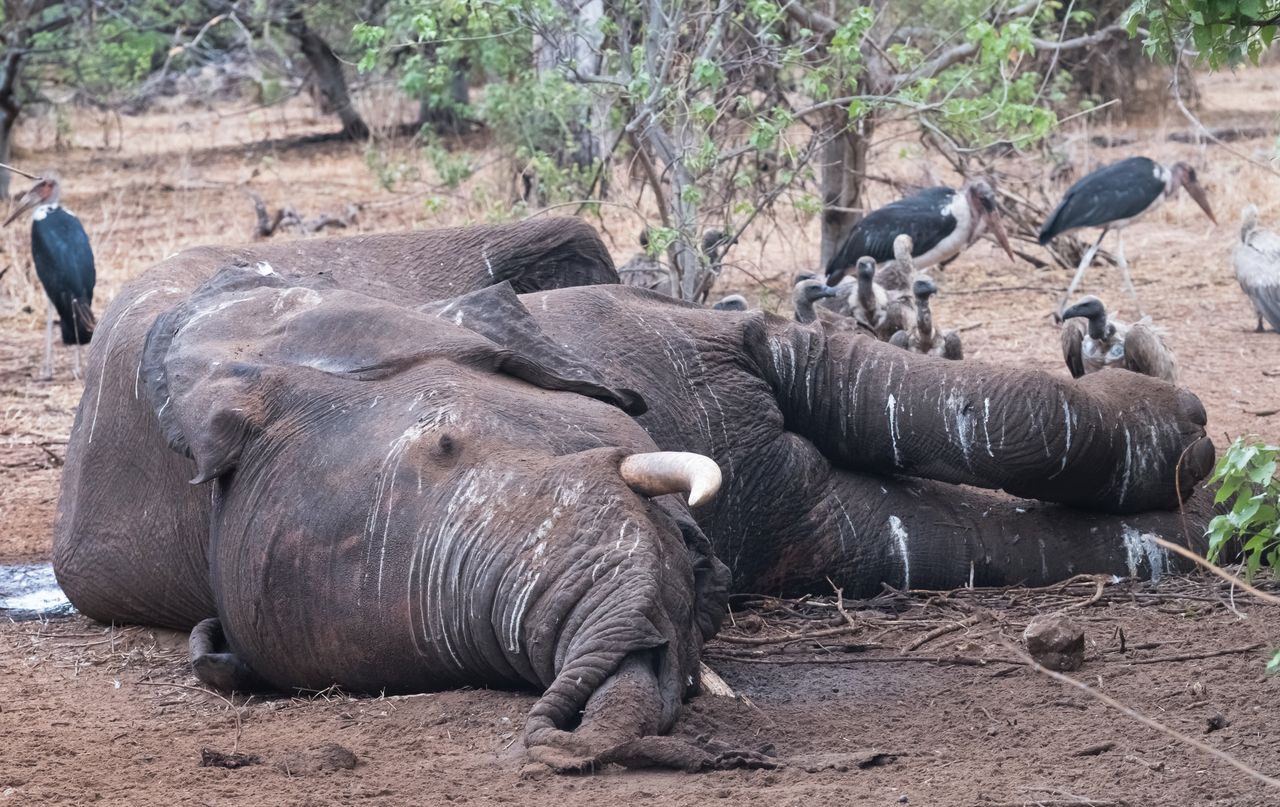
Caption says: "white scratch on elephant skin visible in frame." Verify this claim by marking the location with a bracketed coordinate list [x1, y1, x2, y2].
[888, 515, 910, 589]
[366, 419, 430, 601]
[482, 244, 495, 278]
[89, 287, 168, 444]
[981, 398, 995, 458]
[1037, 537, 1048, 578]
[886, 394, 901, 465]
[1118, 428, 1134, 507]
[1121, 524, 1169, 582]
[832, 497, 856, 555]
[946, 388, 975, 466]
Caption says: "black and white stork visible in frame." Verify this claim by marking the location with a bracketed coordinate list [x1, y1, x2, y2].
[825, 178, 1015, 285]
[1040, 156, 1215, 316]
[1060, 295, 1178, 384]
[4, 171, 96, 379]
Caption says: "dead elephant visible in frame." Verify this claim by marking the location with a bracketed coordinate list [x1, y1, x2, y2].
[53, 223, 1215, 771]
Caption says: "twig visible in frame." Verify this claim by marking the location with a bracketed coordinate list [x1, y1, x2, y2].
[705, 653, 1021, 667]
[1127, 643, 1264, 665]
[904, 616, 977, 651]
[1002, 642, 1280, 791]
[714, 624, 863, 645]
[1149, 536, 1280, 606]
[1060, 577, 1106, 612]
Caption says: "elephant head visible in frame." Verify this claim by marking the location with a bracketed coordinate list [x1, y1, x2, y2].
[140, 266, 734, 770]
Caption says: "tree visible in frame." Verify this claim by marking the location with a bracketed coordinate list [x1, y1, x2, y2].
[1127, 0, 1280, 67]
[360, 1, 1145, 302]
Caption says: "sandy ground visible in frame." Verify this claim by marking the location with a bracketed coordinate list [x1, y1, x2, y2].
[1, 62, 1279, 806]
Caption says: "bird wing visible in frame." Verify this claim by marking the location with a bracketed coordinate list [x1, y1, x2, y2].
[826, 187, 956, 276]
[1233, 229, 1280, 330]
[1039, 157, 1166, 243]
[1122, 324, 1179, 384]
[1060, 318, 1087, 378]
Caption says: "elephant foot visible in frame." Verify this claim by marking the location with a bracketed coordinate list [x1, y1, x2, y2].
[189, 617, 269, 693]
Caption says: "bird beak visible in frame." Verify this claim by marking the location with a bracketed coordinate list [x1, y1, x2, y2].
[3, 189, 39, 227]
[825, 267, 847, 287]
[1184, 179, 1216, 225]
[986, 209, 1016, 262]
[815, 286, 839, 300]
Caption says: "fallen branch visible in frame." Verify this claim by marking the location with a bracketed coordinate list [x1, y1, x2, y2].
[706, 653, 1020, 667]
[1149, 536, 1280, 606]
[904, 616, 977, 651]
[246, 189, 359, 239]
[1126, 642, 1264, 665]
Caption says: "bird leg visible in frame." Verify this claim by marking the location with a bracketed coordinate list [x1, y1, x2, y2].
[37, 301, 54, 382]
[1058, 229, 1107, 316]
[71, 307, 83, 380]
[1114, 231, 1145, 318]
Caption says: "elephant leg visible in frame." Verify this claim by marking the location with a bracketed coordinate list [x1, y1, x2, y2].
[751, 316, 1214, 513]
[524, 651, 777, 772]
[189, 618, 271, 693]
[736, 466, 1214, 598]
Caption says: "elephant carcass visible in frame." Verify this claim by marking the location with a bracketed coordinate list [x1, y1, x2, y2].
[54, 218, 618, 630]
[137, 266, 749, 772]
[519, 285, 1215, 594]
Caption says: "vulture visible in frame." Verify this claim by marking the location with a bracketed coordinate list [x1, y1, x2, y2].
[619, 228, 731, 299]
[888, 278, 962, 360]
[792, 276, 839, 324]
[1232, 205, 1280, 333]
[875, 233, 919, 292]
[851, 257, 888, 332]
[711, 294, 749, 312]
[1060, 295, 1178, 383]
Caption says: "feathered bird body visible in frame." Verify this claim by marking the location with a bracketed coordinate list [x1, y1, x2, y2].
[31, 204, 96, 343]
[1232, 205, 1280, 332]
[1039, 157, 1174, 243]
[1060, 296, 1178, 383]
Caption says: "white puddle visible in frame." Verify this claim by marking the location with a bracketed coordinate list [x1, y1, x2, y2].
[0, 564, 75, 621]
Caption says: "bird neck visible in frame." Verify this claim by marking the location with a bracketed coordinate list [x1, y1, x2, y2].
[1086, 316, 1109, 341]
[32, 204, 60, 221]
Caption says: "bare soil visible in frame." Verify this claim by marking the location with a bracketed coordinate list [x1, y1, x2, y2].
[2, 66, 1278, 806]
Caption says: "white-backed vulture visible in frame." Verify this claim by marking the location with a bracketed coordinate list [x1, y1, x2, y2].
[1233, 205, 1280, 333]
[1060, 295, 1178, 383]
[888, 278, 962, 360]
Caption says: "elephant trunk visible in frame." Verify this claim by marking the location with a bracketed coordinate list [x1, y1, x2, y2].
[746, 318, 1214, 514]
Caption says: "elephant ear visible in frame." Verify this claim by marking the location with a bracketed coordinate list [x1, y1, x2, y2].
[141, 264, 315, 483]
[423, 282, 647, 416]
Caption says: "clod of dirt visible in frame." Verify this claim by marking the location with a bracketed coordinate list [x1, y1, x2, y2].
[277, 742, 359, 775]
[1206, 713, 1231, 733]
[199, 748, 262, 769]
[793, 750, 897, 773]
[1023, 613, 1086, 671]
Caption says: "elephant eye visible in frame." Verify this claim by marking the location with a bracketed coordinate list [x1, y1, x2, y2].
[436, 434, 458, 456]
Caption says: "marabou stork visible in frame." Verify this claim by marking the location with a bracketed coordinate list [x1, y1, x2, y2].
[1060, 296, 1178, 384]
[825, 178, 1015, 285]
[1040, 156, 1216, 316]
[4, 172, 96, 380]
[887, 278, 962, 360]
[1232, 205, 1280, 333]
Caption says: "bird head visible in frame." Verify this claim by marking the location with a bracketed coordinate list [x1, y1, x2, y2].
[795, 277, 838, 305]
[1170, 162, 1216, 225]
[1240, 204, 1259, 241]
[892, 233, 914, 263]
[855, 256, 877, 282]
[963, 177, 1015, 262]
[711, 294, 748, 312]
[4, 171, 61, 227]
[1061, 295, 1109, 336]
[912, 277, 937, 301]
[793, 270, 818, 285]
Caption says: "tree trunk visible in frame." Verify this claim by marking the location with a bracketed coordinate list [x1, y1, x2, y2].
[417, 56, 470, 135]
[284, 5, 369, 140]
[819, 113, 873, 269]
[533, 0, 607, 170]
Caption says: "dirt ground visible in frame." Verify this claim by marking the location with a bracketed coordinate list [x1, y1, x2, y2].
[2, 63, 1279, 805]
